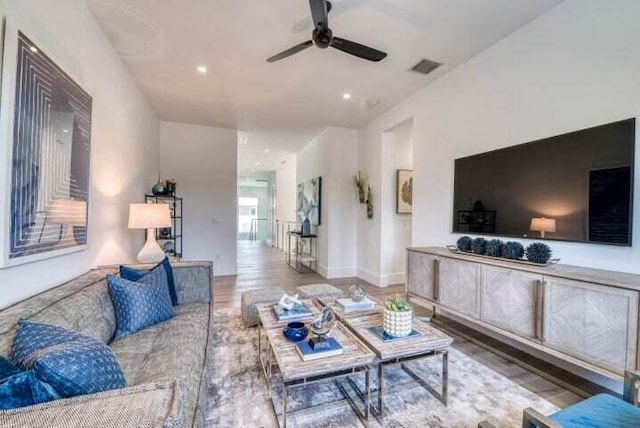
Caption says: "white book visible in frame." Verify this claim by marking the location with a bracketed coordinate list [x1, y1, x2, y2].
[336, 297, 375, 312]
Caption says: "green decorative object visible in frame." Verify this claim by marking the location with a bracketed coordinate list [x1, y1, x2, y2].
[485, 239, 504, 257]
[471, 237, 487, 255]
[384, 294, 412, 312]
[353, 171, 367, 204]
[526, 242, 552, 264]
[503, 241, 525, 260]
[456, 236, 473, 252]
[366, 185, 373, 219]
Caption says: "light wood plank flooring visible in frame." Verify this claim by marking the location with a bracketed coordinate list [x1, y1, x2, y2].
[214, 241, 583, 409]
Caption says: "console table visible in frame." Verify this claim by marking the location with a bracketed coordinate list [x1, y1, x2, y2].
[286, 231, 318, 273]
[406, 246, 640, 382]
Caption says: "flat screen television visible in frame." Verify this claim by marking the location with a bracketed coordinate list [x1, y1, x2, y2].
[453, 118, 635, 246]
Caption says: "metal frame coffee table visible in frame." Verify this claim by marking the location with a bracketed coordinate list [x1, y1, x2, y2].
[256, 301, 376, 428]
[341, 312, 453, 423]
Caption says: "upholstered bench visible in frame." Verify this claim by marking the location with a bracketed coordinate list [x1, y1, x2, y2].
[241, 288, 285, 327]
[296, 283, 344, 300]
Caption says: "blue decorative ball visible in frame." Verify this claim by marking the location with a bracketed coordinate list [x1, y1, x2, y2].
[502, 241, 524, 260]
[526, 242, 552, 264]
[471, 238, 487, 255]
[456, 236, 473, 252]
[485, 239, 504, 257]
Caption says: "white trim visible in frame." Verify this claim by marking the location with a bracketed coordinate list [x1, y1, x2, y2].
[324, 266, 357, 278]
[383, 271, 405, 286]
[357, 267, 384, 287]
[213, 264, 237, 276]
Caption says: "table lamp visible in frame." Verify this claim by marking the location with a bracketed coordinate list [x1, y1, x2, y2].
[530, 217, 556, 239]
[47, 199, 87, 244]
[128, 203, 172, 263]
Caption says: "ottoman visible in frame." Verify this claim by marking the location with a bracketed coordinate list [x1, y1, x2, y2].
[296, 283, 345, 300]
[241, 287, 285, 327]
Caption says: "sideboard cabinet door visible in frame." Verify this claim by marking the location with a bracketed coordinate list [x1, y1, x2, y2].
[542, 276, 639, 373]
[481, 266, 540, 340]
[439, 257, 480, 319]
[406, 251, 438, 301]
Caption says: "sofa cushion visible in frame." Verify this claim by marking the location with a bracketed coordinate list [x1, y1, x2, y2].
[107, 265, 175, 339]
[0, 369, 60, 409]
[12, 320, 126, 398]
[549, 393, 640, 428]
[110, 303, 209, 427]
[120, 257, 178, 306]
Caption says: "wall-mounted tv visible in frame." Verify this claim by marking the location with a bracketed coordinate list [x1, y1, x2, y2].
[453, 118, 635, 246]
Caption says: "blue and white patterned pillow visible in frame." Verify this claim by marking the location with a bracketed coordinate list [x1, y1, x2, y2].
[107, 264, 175, 339]
[11, 320, 126, 398]
[120, 257, 178, 306]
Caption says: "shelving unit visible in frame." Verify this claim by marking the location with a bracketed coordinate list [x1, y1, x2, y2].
[286, 231, 317, 273]
[145, 194, 183, 259]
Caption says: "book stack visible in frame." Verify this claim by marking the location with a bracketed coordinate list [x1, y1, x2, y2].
[336, 297, 375, 312]
[296, 338, 343, 361]
[272, 302, 313, 321]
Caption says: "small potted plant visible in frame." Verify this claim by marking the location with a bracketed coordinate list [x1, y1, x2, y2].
[353, 171, 367, 203]
[383, 295, 413, 337]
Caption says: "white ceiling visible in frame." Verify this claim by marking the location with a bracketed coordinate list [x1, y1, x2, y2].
[88, 0, 562, 171]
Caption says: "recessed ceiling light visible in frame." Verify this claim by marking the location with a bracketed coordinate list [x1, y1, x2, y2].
[342, 93, 351, 100]
[196, 65, 208, 74]
[62, 129, 69, 133]
[255, 161, 261, 165]
[30, 46, 38, 53]
[264, 149, 270, 153]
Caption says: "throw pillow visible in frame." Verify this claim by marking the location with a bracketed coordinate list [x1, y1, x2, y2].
[10, 320, 126, 398]
[107, 265, 175, 339]
[0, 370, 60, 409]
[119, 257, 178, 305]
[0, 356, 21, 382]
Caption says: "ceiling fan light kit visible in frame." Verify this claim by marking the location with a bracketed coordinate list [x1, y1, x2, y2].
[267, 0, 387, 63]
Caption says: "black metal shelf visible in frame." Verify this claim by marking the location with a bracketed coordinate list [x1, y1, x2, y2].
[145, 194, 183, 259]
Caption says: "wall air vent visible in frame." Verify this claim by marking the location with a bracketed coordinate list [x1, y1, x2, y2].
[255, 179, 269, 183]
[410, 58, 441, 75]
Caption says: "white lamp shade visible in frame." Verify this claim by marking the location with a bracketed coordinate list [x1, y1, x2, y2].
[47, 199, 87, 227]
[128, 203, 171, 229]
[530, 217, 556, 233]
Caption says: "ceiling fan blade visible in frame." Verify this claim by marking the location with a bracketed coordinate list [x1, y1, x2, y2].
[309, 0, 329, 29]
[266, 40, 313, 63]
[330, 37, 387, 62]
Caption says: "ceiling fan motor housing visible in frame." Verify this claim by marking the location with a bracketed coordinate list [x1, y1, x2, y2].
[312, 28, 332, 49]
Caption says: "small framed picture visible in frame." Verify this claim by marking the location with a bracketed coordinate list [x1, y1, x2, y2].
[396, 169, 413, 214]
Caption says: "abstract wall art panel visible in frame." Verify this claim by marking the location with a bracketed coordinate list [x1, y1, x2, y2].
[297, 177, 322, 226]
[0, 26, 92, 267]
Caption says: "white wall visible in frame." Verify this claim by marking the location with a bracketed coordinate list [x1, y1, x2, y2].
[0, 0, 160, 309]
[160, 121, 237, 275]
[359, 0, 640, 275]
[276, 153, 297, 223]
[297, 127, 358, 278]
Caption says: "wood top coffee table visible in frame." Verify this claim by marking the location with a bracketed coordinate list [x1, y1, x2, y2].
[256, 301, 375, 428]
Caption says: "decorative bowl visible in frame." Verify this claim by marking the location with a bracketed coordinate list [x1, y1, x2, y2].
[283, 322, 308, 342]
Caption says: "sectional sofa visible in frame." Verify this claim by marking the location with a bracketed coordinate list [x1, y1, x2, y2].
[0, 261, 213, 428]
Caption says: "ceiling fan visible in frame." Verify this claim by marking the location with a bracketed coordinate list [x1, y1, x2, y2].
[266, 0, 387, 63]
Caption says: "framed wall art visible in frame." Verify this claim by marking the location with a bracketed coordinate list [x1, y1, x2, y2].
[396, 169, 413, 214]
[0, 21, 92, 267]
[297, 176, 322, 226]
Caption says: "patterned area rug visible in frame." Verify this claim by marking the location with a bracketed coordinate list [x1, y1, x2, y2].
[204, 308, 557, 427]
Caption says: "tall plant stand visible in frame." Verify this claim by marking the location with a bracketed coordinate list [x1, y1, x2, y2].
[286, 231, 317, 273]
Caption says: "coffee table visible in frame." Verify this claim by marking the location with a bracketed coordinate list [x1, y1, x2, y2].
[341, 312, 453, 422]
[256, 300, 376, 427]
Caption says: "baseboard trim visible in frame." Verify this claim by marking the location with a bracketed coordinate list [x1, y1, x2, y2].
[383, 271, 405, 286]
[214, 264, 237, 276]
[357, 268, 384, 287]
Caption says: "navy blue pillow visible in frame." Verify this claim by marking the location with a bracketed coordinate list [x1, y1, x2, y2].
[107, 264, 175, 339]
[120, 257, 178, 306]
[0, 356, 21, 382]
[0, 369, 60, 409]
[11, 321, 126, 398]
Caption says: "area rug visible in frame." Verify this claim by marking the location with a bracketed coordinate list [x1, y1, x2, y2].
[204, 308, 557, 427]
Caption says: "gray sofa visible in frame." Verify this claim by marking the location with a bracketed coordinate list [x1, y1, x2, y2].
[0, 261, 213, 428]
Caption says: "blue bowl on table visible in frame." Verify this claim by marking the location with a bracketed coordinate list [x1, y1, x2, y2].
[283, 322, 308, 342]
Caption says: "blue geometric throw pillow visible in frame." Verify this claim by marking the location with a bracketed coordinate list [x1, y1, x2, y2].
[120, 257, 178, 305]
[0, 369, 60, 409]
[10, 321, 126, 398]
[0, 356, 21, 382]
[107, 264, 175, 339]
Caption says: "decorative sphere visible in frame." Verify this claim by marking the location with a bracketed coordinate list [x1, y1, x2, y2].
[456, 236, 473, 252]
[503, 241, 525, 260]
[485, 239, 504, 257]
[526, 242, 552, 264]
[471, 237, 487, 255]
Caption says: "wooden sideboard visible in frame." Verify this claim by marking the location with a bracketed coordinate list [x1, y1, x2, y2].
[406, 247, 640, 381]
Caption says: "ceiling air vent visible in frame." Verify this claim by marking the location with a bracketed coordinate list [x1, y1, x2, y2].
[410, 58, 441, 75]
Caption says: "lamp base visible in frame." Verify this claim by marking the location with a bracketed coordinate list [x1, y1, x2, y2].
[137, 228, 165, 263]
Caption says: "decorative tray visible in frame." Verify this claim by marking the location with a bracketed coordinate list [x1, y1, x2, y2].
[367, 326, 421, 343]
[445, 245, 560, 267]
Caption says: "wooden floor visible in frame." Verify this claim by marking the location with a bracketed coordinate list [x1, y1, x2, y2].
[214, 241, 583, 409]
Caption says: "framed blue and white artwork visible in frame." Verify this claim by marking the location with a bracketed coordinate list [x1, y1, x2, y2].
[0, 21, 92, 267]
[297, 176, 322, 226]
